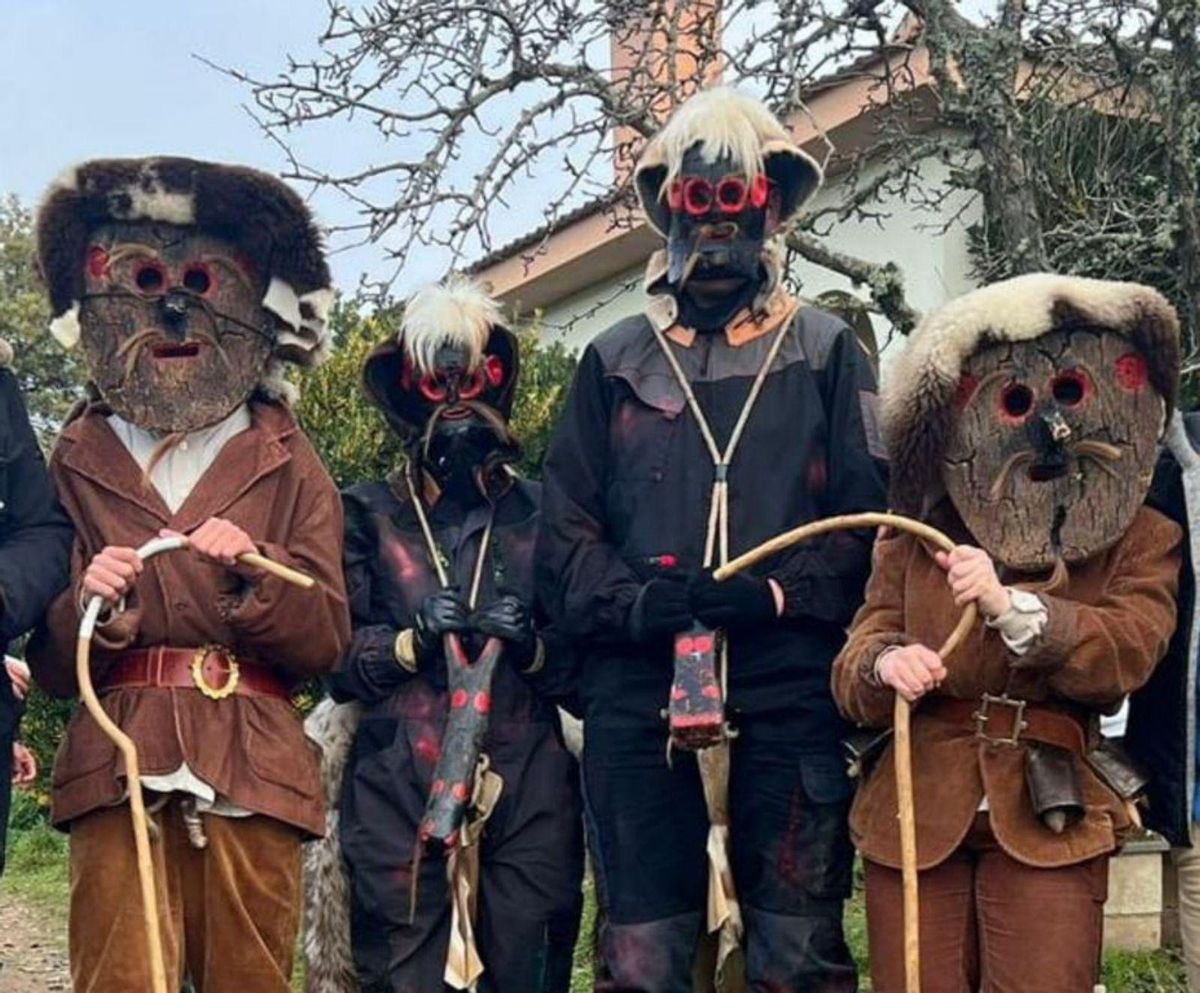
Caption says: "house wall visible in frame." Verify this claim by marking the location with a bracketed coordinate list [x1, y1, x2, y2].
[531, 150, 983, 360]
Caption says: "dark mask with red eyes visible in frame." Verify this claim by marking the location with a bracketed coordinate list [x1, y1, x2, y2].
[666, 147, 775, 332]
[79, 221, 275, 433]
[943, 327, 1164, 570]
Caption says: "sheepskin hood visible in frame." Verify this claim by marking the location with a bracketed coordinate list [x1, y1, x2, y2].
[883, 273, 1180, 514]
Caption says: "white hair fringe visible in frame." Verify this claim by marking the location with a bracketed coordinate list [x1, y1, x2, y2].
[401, 275, 502, 374]
[658, 87, 791, 191]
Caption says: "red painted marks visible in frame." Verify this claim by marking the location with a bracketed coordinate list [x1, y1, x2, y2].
[677, 636, 695, 655]
[451, 782, 470, 802]
[671, 686, 688, 700]
[86, 245, 111, 278]
[658, 553, 678, 569]
[451, 688, 469, 709]
[998, 382, 1035, 424]
[693, 635, 714, 654]
[954, 372, 980, 410]
[430, 779, 446, 796]
[444, 830, 459, 848]
[474, 691, 491, 714]
[702, 685, 721, 699]
[414, 737, 441, 764]
[1115, 352, 1149, 391]
[485, 354, 505, 386]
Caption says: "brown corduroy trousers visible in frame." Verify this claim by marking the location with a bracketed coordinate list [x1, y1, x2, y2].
[863, 813, 1109, 993]
[69, 799, 302, 993]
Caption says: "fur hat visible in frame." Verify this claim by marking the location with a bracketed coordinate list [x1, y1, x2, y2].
[363, 276, 519, 438]
[633, 87, 823, 238]
[35, 156, 334, 367]
[883, 273, 1180, 514]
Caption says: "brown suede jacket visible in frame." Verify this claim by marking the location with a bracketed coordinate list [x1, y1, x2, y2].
[832, 503, 1181, 871]
[28, 400, 350, 837]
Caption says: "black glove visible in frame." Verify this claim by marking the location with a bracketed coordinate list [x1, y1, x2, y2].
[472, 595, 537, 662]
[688, 572, 778, 631]
[627, 578, 694, 645]
[414, 589, 471, 661]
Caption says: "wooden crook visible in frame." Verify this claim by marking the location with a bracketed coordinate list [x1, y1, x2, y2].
[715, 511, 976, 993]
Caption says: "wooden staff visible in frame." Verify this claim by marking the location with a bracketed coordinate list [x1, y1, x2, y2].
[75, 535, 316, 993]
[715, 511, 976, 993]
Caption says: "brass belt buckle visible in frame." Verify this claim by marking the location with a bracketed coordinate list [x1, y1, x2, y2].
[972, 692, 1027, 746]
[191, 645, 240, 701]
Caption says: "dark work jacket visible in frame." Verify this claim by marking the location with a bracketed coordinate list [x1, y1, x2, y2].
[536, 303, 887, 743]
[1127, 411, 1199, 847]
[0, 367, 72, 738]
[330, 474, 569, 722]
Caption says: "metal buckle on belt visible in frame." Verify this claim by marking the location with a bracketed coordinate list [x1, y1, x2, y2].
[190, 645, 240, 701]
[972, 693, 1028, 746]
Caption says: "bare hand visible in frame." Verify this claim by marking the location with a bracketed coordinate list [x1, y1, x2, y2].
[877, 644, 947, 703]
[165, 518, 256, 569]
[4, 658, 30, 701]
[83, 546, 144, 605]
[12, 742, 36, 787]
[935, 545, 1011, 618]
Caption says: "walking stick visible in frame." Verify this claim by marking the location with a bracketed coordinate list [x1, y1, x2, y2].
[76, 535, 316, 993]
[714, 512, 977, 993]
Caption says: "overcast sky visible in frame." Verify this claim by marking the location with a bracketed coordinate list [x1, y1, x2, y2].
[0, 1, 450, 294]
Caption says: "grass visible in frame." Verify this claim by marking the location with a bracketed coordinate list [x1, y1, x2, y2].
[2, 817, 1189, 992]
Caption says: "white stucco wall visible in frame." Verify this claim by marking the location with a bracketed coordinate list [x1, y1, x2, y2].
[533, 150, 982, 358]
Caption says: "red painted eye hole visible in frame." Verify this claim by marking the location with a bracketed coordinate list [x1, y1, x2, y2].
[1114, 352, 1149, 391]
[1050, 370, 1090, 407]
[484, 355, 504, 387]
[134, 262, 166, 295]
[748, 174, 770, 208]
[683, 177, 714, 216]
[715, 177, 749, 213]
[999, 383, 1034, 421]
[181, 264, 213, 296]
[418, 372, 449, 403]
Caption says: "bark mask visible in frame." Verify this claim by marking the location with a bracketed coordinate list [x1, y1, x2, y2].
[80, 222, 274, 433]
[883, 274, 1180, 574]
[945, 329, 1164, 569]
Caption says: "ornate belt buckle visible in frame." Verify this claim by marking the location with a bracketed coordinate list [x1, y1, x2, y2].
[191, 645, 240, 701]
[972, 692, 1027, 746]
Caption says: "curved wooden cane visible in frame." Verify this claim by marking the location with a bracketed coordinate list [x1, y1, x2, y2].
[714, 512, 977, 993]
[76, 535, 316, 993]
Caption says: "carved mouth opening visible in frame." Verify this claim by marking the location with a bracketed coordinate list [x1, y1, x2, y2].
[1027, 462, 1069, 483]
[151, 342, 201, 360]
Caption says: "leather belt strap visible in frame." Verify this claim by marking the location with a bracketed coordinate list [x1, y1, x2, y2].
[923, 695, 1087, 753]
[98, 646, 291, 701]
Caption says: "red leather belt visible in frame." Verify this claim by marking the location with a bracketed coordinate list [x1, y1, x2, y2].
[98, 646, 291, 702]
[924, 694, 1087, 753]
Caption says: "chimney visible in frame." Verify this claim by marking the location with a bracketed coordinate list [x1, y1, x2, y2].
[610, 1, 723, 182]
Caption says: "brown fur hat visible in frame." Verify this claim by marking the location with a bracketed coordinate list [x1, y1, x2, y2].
[35, 157, 334, 367]
[883, 273, 1180, 515]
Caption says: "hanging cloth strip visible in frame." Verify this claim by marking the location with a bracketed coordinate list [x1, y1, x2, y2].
[403, 462, 504, 992]
[648, 302, 797, 989]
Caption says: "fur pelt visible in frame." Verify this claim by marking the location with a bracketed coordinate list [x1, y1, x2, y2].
[402, 275, 504, 374]
[303, 697, 363, 993]
[883, 272, 1180, 514]
[634, 87, 823, 237]
[0, 338, 13, 368]
[36, 157, 333, 369]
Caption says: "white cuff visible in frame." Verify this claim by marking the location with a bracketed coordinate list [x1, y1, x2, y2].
[985, 587, 1047, 656]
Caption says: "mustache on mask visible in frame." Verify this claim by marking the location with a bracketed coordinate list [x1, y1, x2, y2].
[987, 439, 1124, 501]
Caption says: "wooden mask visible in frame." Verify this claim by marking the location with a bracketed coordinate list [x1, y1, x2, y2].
[942, 327, 1164, 571]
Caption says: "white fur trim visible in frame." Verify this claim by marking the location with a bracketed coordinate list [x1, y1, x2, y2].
[49, 302, 81, 349]
[48, 165, 79, 194]
[402, 275, 502, 373]
[882, 273, 1178, 441]
[108, 163, 195, 225]
[263, 279, 334, 369]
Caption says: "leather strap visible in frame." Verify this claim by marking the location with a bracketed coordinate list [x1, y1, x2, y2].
[99, 646, 292, 701]
[923, 695, 1087, 753]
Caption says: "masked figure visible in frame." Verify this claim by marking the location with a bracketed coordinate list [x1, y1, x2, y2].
[27, 157, 351, 993]
[832, 274, 1183, 993]
[537, 87, 886, 992]
[304, 277, 583, 993]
